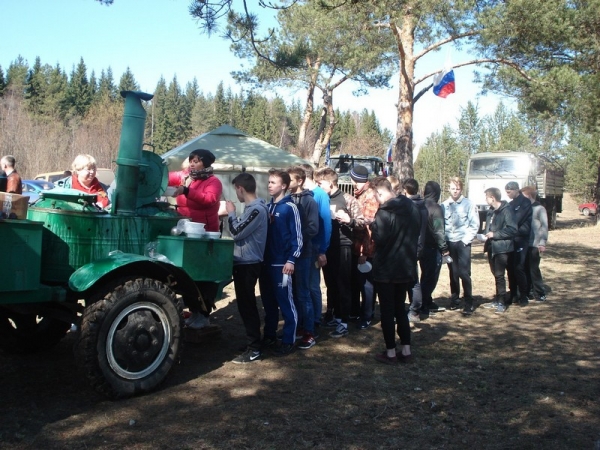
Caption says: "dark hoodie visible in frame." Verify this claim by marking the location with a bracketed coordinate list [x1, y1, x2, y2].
[407, 193, 428, 260]
[370, 194, 421, 284]
[484, 200, 517, 257]
[423, 181, 448, 253]
[290, 188, 319, 258]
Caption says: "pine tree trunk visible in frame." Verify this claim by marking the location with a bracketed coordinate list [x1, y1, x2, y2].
[297, 59, 320, 158]
[311, 89, 337, 166]
[391, 15, 416, 181]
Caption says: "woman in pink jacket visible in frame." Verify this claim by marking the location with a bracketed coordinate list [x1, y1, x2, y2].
[173, 149, 223, 232]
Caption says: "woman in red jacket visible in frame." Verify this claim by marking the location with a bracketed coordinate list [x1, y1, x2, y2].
[173, 149, 222, 232]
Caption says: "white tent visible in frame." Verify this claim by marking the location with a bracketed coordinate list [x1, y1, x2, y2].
[161, 125, 310, 231]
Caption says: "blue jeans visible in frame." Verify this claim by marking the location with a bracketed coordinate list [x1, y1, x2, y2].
[293, 257, 314, 334]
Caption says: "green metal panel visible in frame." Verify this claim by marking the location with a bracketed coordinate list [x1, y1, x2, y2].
[68, 253, 152, 292]
[157, 236, 234, 283]
[27, 207, 181, 283]
[0, 220, 43, 292]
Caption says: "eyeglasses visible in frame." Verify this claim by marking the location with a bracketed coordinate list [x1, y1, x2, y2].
[80, 168, 97, 173]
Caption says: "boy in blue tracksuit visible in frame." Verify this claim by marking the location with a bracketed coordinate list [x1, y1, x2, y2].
[258, 169, 303, 356]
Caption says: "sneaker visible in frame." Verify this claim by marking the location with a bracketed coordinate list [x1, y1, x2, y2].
[323, 310, 334, 324]
[349, 315, 361, 322]
[261, 336, 277, 349]
[519, 298, 529, 307]
[482, 301, 499, 309]
[184, 312, 199, 326]
[324, 318, 340, 328]
[274, 343, 295, 356]
[462, 305, 474, 316]
[359, 319, 371, 330]
[187, 313, 210, 329]
[527, 292, 535, 300]
[495, 303, 507, 314]
[375, 351, 398, 365]
[430, 301, 446, 312]
[449, 300, 461, 310]
[232, 349, 261, 364]
[298, 334, 316, 350]
[329, 323, 349, 338]
[537, 295, 547, 302]
[407, 312, 421, 323]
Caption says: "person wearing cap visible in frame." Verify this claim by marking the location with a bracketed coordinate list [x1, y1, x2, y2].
[370, 177, 420, 365]
[441, 177, 479, 314]
[173, 148, 223, 232]
[349, 165, 379, 330]
[504, 181, 532, 306]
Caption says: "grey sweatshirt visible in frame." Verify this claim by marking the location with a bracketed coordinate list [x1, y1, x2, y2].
[529, 202, 548, 248]
[227, 198, 269, 265]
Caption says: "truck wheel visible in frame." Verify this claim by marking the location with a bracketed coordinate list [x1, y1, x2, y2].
[75, 278, 183, 399]
[0, 309, 71, 354]
[582, 207, 590, 216]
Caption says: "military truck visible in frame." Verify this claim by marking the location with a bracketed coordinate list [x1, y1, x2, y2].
[0, 91, 234, 398]
[327, 154, 386, 194]
[465, 152, 565, 229]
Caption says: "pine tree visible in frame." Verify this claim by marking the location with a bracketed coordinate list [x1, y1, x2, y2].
[24, 56, 48, 115]
[66, 58, 92, 118]
[0, 65, 6, 96]
[118, 67, 139, 97]
[97, 67, 117, 101]
[6, 55, 29, 97]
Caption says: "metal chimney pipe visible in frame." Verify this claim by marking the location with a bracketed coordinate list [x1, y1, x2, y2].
[112, 90, 153, 216]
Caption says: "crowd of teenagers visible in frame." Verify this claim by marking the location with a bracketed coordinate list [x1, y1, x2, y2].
[159, 148, 550, 365]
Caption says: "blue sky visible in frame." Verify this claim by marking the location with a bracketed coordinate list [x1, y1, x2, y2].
[0, 0, 513, 153]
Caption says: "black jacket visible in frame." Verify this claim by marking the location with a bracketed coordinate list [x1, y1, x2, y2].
[484, 200, 517, 257]
[370, 194, 421, 283]
[423, 181, 448, 253]
[510, 193, 532, 246]
[407, 193, 428, 260]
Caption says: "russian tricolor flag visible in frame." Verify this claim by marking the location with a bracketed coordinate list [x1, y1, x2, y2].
[433, 68, 455, 98]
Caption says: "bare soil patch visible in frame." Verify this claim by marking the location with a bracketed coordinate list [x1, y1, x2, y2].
[1, 194, 599, 449]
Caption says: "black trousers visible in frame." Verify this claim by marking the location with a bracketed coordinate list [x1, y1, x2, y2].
[323, 245, 352, 322]
[526, 247, 546, 297]
[376, 281, 411, 350]
[507, 243, 529, 301]
[233, 263, 263, 351]
[447, 241, 473, 302]
[488, 252, 510, 303]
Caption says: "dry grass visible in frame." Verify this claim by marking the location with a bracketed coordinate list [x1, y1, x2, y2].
[1, 195, 599, 449]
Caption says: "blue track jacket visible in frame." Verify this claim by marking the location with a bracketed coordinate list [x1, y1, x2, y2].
[264, 194, 303, 266]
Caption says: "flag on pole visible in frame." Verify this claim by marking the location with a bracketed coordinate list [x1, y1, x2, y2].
[386, 138, 394, 163]
[324, 141, 331, 167]
[433, 68, 455, 98]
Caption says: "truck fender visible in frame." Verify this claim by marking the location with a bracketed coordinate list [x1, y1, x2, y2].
[68, 253, 207, 312]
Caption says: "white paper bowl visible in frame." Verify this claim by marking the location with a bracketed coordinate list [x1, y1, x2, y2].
[205, 232, 221, 239]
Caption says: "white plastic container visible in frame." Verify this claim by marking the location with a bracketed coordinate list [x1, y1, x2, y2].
[183, 221, 206, 238]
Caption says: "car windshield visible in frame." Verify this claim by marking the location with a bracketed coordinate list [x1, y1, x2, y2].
[468, 156, 530, 177]
[328, 158, 378, 175]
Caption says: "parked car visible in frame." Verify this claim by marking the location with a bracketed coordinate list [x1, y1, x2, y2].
[35, 168, 115, 186]
[21, 180, 55, 204]
[578, 201, 598, 216]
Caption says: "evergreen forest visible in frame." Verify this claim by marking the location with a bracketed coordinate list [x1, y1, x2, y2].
[0, 56, 391, 179]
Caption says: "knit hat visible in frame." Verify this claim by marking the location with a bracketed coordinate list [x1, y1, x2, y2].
[190, 149, 216, 167]
[505, 181, 520, 191]
[350, 165, 369, 183]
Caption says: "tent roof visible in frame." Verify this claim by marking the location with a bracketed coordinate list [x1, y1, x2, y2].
[161, 125, 309, 172]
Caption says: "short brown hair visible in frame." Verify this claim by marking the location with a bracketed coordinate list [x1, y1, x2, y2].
[520, 186, 537, 198]
[300, 163, 315, 180]
[287, 166, 306, 183]
[268, 168, 291, 189]
[371, 176, 392, 192]
[315, 167, 338, 186]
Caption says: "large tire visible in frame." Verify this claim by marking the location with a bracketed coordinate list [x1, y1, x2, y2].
[75, 278, 184, 399]
[0, 308, 71, 354]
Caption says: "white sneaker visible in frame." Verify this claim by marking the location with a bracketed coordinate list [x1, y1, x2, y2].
[187, 313, 210, 329]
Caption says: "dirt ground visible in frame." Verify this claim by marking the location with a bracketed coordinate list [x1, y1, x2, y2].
[1, 194, 599, 450]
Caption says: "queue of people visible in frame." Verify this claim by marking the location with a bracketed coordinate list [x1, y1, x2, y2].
[223, 168, 549, 366]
